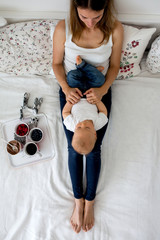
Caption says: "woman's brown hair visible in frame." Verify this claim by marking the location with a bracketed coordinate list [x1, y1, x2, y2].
[69, 0, 116, 43]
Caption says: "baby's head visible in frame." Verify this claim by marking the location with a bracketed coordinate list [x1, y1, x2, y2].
[72, 120, 97, 155]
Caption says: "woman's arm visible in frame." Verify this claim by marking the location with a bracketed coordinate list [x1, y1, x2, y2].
[102, 21, 124, 93]
[52, 20, 82, 104]
[85, 21, 124, 103]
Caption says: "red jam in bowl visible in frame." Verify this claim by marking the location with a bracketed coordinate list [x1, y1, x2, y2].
[16, 124, 29, 136]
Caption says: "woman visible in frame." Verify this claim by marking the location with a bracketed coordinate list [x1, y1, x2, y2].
[52, 0, 123, 234]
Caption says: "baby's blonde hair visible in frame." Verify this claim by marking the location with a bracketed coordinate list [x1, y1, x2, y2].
[72, 132, 97, 155]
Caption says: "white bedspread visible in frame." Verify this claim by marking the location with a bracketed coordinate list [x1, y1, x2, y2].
[0, 72, 160, 240]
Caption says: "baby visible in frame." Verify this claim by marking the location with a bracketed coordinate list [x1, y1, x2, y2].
[62, 56, 108, 155]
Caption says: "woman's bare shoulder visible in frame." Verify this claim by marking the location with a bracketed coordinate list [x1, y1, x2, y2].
[54, 19, 66, 40]
[112, 20, 123, 42]
[55, 19, 65, 30]
[113, 20, 123, 35]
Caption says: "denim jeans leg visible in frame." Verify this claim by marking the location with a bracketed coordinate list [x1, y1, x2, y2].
[77, 61, 105, 88]
[85, 149, 101, 201]
[59, 88, 84, 199]
[67, 69, 86, 93]
[102, 87, 112, 117]
[68, 146, 84, 199]
[85, 123, 107, 201]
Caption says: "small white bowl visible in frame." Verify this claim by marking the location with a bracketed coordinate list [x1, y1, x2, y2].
[15, 122, 29, 138]
[24, 142, 38, 156]
[29, 127, 43, 143]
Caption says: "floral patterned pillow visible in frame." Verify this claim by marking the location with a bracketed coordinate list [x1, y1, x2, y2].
[0, 19, 58, 75]
[146, 36, 160, 73]
[116, 25, 156, 80]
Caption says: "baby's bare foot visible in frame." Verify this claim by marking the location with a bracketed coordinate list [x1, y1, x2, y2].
[82, 200, 94, 232]
[96, 66, 104, 72]
[70, 198, 84, 233]
[76, 55, 83, 65]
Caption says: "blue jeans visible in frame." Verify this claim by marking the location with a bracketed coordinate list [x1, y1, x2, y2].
[67, 60, 105, 93]
[59, 85, 111, 201]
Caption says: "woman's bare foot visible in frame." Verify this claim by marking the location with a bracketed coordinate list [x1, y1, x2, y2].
[76, 55, 83, 65]
[70, 198, 84, 233]
[82, 199, 95, 232]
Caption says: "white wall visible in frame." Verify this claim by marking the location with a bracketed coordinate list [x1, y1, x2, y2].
[0, 0, 160, 15]
[0, 0, 69, 12]
[114, 0, 160, 15]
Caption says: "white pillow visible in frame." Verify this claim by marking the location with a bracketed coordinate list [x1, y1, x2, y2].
[50, 25, 56, 40]
[0, 16, 7, 27]
[116, 25, 156, 80]
[146, 35, 160, 73]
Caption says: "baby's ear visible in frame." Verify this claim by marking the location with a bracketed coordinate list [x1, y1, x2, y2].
[95, 132, 97, 139]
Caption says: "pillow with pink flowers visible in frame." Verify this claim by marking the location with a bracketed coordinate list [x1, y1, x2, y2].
[116, 24, 156, 80]
[0, 19, 58, 75]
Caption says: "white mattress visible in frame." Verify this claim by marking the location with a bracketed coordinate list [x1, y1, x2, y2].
[0, 68, 160, 239]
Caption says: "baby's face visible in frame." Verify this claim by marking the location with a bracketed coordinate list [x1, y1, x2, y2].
[75, 120, 96, 137]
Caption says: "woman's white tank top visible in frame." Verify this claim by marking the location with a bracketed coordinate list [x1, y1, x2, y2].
[64, 19, 113, 76]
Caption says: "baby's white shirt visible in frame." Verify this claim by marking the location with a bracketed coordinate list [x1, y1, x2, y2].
[63, 99, 108, 132]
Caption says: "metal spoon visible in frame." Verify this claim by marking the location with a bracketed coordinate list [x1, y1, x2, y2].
[1, 138, 18, 152]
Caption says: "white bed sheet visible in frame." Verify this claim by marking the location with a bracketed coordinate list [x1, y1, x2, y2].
[0, 70, 160, 240]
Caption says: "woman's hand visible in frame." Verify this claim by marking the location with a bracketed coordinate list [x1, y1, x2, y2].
[63, 86, 83, 104]
[84, 87, 106, 104]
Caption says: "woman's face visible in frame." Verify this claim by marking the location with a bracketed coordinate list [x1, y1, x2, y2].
[77, 7, 104, 29]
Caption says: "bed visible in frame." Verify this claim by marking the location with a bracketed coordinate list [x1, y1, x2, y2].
[0, 11, 160, 240]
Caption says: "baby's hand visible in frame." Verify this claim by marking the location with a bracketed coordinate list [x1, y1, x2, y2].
[84, 88, 103, 104]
